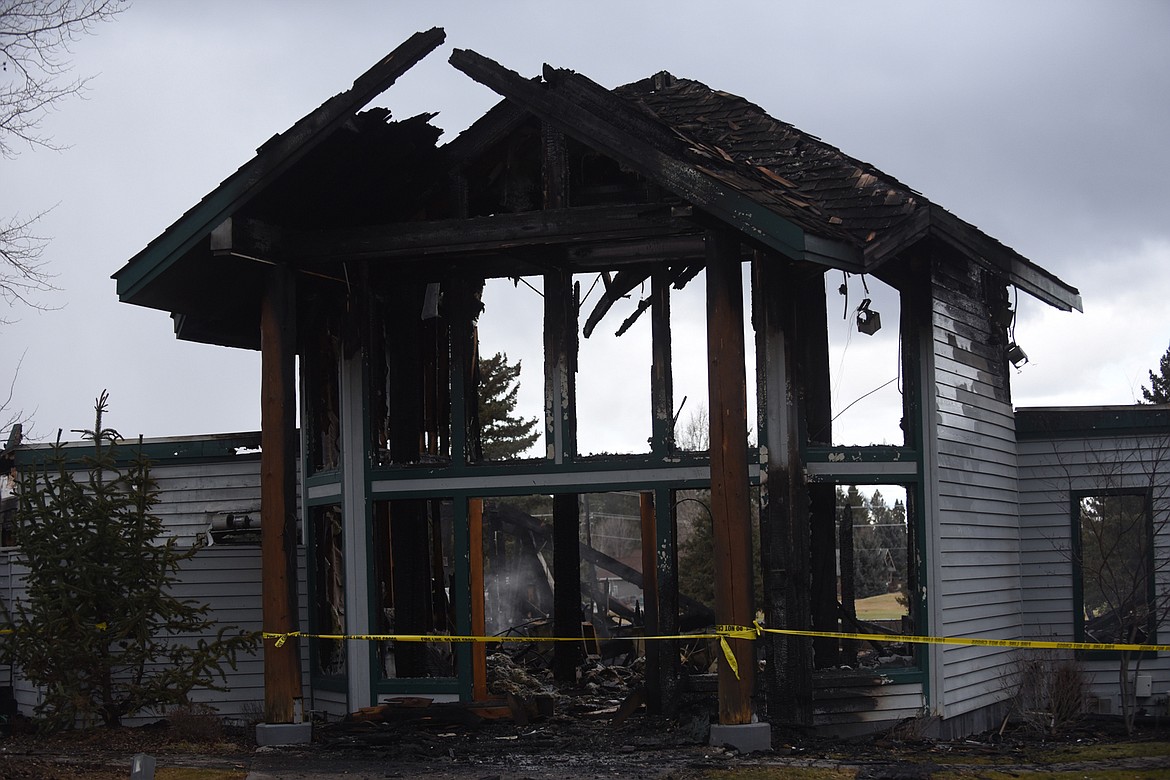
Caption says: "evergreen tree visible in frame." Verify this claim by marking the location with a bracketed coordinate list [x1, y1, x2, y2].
[1141, 343, 1170, 404]
[1, 393, 254, 729]
[478, 352, 540, 460]
[676, 489, 763, 612]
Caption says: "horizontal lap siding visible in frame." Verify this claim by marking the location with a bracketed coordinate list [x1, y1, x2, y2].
[813, 682, 925, 735]
[930, 258, 1021, 726]
[0, 452, 319, 724]
[150, 458, 263, 544]
[0, 546, 311, 725]
[1018, 429, 1170, 708]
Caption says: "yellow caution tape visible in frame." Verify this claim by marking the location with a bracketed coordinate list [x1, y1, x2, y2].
[263, 621, 1170, 657]
[753, 624, 1170, 653]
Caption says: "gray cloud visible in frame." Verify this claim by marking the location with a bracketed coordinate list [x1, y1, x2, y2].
[1, 0, 1166, 444]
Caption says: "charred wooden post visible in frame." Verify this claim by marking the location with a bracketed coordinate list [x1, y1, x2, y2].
[639, 491, 660, 700]
[705, 230, 756, 726]
[647, 269, 679, 714]
[552, 492, 583, 680]
[543, 268, 576, 462]
[656, 486, 680, 716]
[542, 122, 576, 463]
[447, 279, 483, 465]
[755, 257, 813, 726]
[260, 263, 303, 725]
[798, 272, 839, 669]
[651, 268, 674, 456]
[544, 250, 582, 680]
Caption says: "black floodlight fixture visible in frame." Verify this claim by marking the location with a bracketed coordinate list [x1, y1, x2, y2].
[856, 298, 882, 335]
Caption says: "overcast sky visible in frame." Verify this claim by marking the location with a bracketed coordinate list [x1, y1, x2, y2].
[2, 0, 1168, 452]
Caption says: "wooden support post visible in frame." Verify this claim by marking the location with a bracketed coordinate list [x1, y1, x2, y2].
[655, 486, 680, 716]
[651, 269, 674, 456]
[798, 270, 839, 668]
[543, 269, 576, 463]
[469, 498, 488, 700]
[643, 269, 680, 713]
[639, 491, 659, 693]
[260, 263, 303, 724]
[705, 229, 755, 726]
[552, 492, 583, 681]
[755, 256, 813, 726]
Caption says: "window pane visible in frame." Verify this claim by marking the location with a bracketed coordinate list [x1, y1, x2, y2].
[1078, 493, 1151, 644]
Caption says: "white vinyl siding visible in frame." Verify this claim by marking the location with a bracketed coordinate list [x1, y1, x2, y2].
[1018, 425, 1170, 714]
[927, 257, 1022, 729]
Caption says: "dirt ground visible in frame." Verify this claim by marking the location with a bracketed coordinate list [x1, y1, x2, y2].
[3, 705, 1170, 779]
[3, 659, 1169, 779]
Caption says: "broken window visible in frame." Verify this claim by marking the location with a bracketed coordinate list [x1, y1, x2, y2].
[579, 492, 645, 629]
[373, 498, 455, 679]
[825, 273, 904, 447]
[473, 277, 544, 462]
[1073, 490, 1155, 648]
[823, 484, 917, 671]
[480, 495, 555, 636]
[671, 270, 708, 453]
[575, 271, 654, 456]
[310, 504, 345, 678]
[477, 492, 653, 651]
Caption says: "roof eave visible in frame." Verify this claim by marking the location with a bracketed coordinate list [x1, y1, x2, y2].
[113, 27, 447, 309]
[926, 205, 1082, 312]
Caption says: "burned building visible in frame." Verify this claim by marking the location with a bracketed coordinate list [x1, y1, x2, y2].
[109, 29, 1106, 739]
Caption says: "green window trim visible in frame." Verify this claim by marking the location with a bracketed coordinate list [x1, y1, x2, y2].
[1070, 487, 1158, 659]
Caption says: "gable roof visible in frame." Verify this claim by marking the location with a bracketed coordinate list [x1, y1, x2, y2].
[114, 33, 1081, 351]
[615, 71, 1081, 311]
[448, 55, 1079, 311]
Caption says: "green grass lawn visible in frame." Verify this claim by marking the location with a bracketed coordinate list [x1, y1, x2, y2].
[854, 592, 906, 621]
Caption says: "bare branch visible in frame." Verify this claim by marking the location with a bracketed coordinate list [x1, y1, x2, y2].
[0, 350, 35, 442]
[0, 0, 127, 156]
[0, 208, 57, 315]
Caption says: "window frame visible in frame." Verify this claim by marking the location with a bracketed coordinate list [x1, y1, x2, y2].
[1070, 487, 1158, 658]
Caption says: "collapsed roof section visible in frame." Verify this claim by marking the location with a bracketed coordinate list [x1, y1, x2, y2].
[112, 29, 1080, 350]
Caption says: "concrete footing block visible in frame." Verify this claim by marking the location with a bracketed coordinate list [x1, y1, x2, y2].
[255, 721, 312, 746]
[709, 721, 772, 753]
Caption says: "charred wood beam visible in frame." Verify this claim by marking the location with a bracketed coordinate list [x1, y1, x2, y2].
[585, 259, 707, 339]
[583, 268, 648, 338]
[449, 48, 860, 270]
[541, 123, 568, 210]
[541, 65, 685, 157]
[220, 206, 702, 265]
